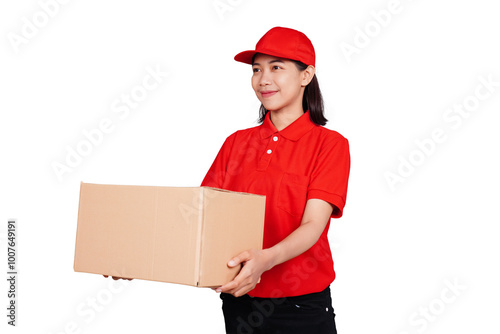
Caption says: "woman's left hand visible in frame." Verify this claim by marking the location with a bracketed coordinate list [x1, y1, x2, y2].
[216, 248, 275, 297]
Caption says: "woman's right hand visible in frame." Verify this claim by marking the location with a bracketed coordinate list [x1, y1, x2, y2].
[102, 275, 133, 281]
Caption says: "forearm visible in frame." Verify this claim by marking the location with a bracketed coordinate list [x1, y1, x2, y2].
[219, 199, 333, 297]
[264, 220, 324, 270]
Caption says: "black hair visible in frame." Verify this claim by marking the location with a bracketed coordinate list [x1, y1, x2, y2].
[252, 55, 327, 126]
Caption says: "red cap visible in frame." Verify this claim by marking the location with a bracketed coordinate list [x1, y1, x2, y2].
[234, 26, 315, 67]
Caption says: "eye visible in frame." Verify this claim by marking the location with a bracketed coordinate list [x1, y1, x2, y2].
[252, 67, 261, 73]
[272, 65, 282, 70]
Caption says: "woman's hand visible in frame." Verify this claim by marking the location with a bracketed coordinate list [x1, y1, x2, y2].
[216, 248, 275, 297]
[215, 199, 335, 297]
[102, 275, 133, 281]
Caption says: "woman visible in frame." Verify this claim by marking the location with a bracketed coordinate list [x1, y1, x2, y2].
[201, 26, 351, 333]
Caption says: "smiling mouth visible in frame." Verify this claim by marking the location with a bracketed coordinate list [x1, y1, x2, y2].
[261, 91, 277, 98]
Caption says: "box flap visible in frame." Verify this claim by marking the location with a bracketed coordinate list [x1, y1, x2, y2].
[197, 187, 266, 287]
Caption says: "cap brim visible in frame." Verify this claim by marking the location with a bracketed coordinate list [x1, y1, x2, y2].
[234, 50, 257, 65]
[234, 49, 304, 65]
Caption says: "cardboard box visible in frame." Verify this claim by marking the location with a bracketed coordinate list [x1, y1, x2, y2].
[74, 182, 265, 287]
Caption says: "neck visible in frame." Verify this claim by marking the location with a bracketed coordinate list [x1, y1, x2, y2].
[269, 108, 304, 131]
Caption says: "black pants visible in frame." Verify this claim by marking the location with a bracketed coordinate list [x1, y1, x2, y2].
[220, 286, 337, 334]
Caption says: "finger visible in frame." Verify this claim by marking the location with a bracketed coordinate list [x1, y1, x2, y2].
[228, 272, 261, 297]
[218, 264, 253, 293]
[228, 250, 251, 267]
[217, 279, 239, 293]
[218, 272, 250, 293]
[233, 284, 252, 298]
[220, 273, 255, 295]
[230, 278, 255, 297]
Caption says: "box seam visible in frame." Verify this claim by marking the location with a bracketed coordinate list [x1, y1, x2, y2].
[194, 188, 205, 286]
[150, 187, 159, 280]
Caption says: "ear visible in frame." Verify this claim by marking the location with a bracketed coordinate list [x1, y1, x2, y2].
[301, 65, 316, 87]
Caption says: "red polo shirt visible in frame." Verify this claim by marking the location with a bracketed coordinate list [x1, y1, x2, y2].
[201, 110, 350, 297]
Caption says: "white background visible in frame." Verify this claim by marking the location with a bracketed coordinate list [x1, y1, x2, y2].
[1, 0, 499, 333]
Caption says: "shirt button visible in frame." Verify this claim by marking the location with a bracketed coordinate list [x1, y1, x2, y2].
[273, 136, 278, 142]
[267, 149, 272, 154]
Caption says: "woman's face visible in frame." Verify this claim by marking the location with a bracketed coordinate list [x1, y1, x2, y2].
[251, 53, 310, 114]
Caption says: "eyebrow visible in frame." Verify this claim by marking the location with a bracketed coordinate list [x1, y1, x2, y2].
[252, 59, 285, 66]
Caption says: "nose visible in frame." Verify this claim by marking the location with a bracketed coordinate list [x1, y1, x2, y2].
[259, 70, 272, 86]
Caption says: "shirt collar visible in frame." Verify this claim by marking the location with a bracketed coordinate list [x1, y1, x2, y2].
[259, 110, 317, 141]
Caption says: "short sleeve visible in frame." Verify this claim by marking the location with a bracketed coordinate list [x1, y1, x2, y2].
[307, 133, 351, 218]
[200, 132, 237, 188]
